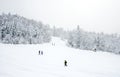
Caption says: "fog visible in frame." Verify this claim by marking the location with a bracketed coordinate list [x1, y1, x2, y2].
[0, 0, 120, 34]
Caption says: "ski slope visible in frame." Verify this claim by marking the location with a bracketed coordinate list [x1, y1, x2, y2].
[0, 37, 120, 77]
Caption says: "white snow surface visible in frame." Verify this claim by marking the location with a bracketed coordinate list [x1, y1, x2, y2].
[0, 37, 120, 77]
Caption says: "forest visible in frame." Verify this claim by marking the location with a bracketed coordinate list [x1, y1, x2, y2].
[0, 13, 120, 54]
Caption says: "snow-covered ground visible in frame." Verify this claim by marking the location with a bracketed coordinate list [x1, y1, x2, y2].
[0, 37, 120, 77]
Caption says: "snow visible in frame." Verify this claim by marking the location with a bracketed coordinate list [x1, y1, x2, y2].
[0, 37, 120, 77]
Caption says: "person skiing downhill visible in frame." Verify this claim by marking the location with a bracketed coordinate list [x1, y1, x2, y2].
[64, 60, 67, 66]
[41, 51, 43, 55]
[39, 50, 40, 55]
[39, 50, 43, 55]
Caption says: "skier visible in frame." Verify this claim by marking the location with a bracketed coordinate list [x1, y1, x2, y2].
[52, 43, 55, 46]
[41, 51, 43, 55]
[39, 50, 41, 55]
[39, 50, 43, 55]
[64, 60, 67, 66]
[94, 48, 96, 52]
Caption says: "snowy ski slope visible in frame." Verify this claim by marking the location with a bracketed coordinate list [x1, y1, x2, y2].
[0, 37, 120, 77]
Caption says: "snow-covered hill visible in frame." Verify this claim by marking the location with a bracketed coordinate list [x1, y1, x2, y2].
[0, 37, 120, 77]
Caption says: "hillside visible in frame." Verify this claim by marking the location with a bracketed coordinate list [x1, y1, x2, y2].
[0, 37, 120, 77]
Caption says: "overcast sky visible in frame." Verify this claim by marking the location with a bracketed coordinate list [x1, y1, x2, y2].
[0, 0, 120, 34]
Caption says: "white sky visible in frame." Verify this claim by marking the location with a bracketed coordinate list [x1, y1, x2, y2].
[0, 0, 120, 34]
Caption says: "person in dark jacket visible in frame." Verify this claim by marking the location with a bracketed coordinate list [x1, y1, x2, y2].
[39, 50, 43, 55]
[39, 50, 40, 55]
[94, 48, 96, 52]
[41, 51, 43, 55]
[64, 60, 67, 66]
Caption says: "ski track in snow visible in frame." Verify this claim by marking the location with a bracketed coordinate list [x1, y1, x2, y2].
[0, 37, 120, 77]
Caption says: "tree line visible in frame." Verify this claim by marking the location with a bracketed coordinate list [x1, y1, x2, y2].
[52, 25, 120, 54]
[0, 13, 120, 54]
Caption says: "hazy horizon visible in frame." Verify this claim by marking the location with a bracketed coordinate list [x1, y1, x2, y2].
[0, 0, 120, 34]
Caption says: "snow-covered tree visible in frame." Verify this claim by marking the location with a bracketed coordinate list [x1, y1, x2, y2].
[0, 13, 51, 44]
[67, 25, 120, 54]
